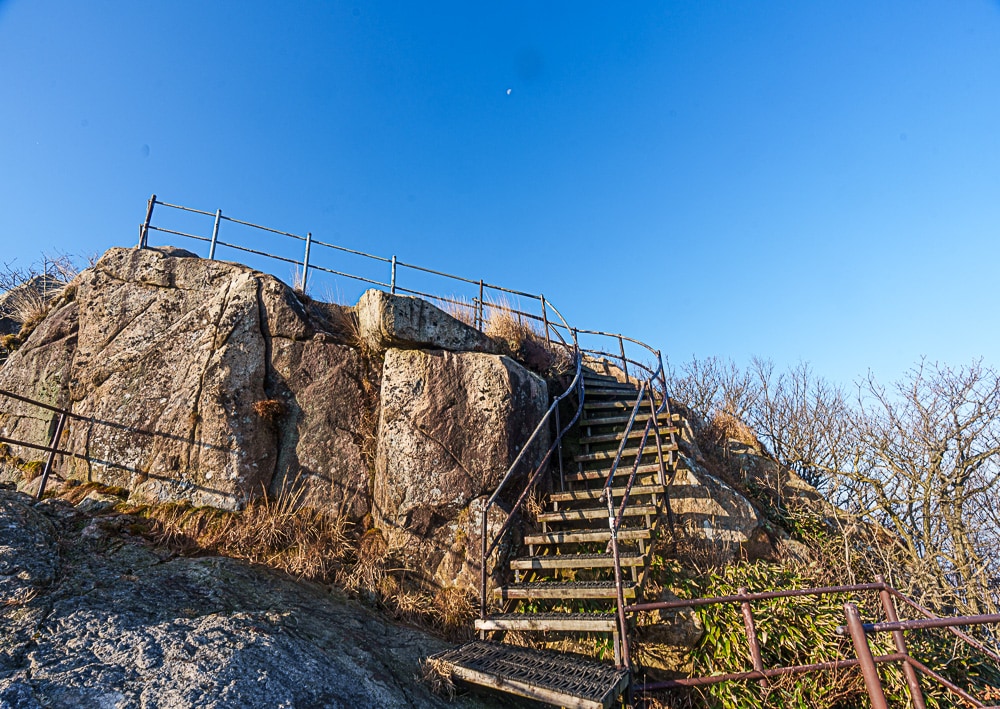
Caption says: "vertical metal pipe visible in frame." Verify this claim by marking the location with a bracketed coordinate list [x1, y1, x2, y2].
[139, 194, 156, 249]
[478, 280, 485, 331]
[618, 336, 629, 383]
[540, 295, 551, 345]
[738, 587, 768, 687]
[556, 405, 564, 492]
[605, 491, 631, 671]
[480, 502, 489, 621]
[208, 209, 222, 260]
[301, 232, 312, 293]
[844, 603, 890, 709]
[35, 412, 67, 500]
[877, 577, 926, 709]
[648, 388, 667, 488]
[390, 256, 397, 294]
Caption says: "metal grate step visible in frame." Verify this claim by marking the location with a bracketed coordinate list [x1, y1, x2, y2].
[428, 640, 629, 709]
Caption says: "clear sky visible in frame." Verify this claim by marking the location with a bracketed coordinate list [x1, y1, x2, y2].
[1, 1, 998, 386]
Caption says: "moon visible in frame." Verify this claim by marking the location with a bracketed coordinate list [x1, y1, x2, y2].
[506, 88, 512, 95]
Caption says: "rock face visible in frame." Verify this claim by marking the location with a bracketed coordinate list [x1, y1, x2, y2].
[0, 490, 520, 708]
[374, 347, 548, 588]
[0, 247, 372, 514]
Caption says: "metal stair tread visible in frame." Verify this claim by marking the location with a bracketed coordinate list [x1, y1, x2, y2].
[427, 640, 629, 709]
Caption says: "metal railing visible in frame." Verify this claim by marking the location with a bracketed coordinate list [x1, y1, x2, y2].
[0, 389, 75, 500]
[138, 195, 569, 342]
[630, 577, 1000, 708]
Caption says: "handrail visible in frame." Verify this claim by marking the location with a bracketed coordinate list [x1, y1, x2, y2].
[0, 388, 75, 500]
[479, 335, 583, 617]
[631, 579, 1000, 708]
[601, 347, 675, 671]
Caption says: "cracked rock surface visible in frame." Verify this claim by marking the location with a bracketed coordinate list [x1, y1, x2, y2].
[0, 490, 522, 708]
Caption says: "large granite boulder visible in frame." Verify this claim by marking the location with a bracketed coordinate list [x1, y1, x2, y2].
[0, 248, 372, 514]
[356, 289, 495, 354]
[373, 348, 548, 589]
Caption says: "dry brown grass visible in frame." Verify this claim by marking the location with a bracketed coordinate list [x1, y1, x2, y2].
[418, 657, 456, 699]
[442, 296, 477, 326]
[705, 410, 759, 450]
[484, 297, 559, 375]
[252, 399, 286, 422]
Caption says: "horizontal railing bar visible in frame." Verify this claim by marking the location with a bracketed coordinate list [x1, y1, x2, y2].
[213, 240, 302, 266]
[310, 238, 392, 262]
[887, 588, 1000, 664]
[836, 613, 1000, 637]
[146, 226, 211, 243]
[307, 264, 390, 288]
[395, 260, 481, 286]
[640, 653, 907, 690]
[153, 200, 216, 217]
[0, 436, 75, 458]
[220, 215, 305, 240]
[0, 389, 75, 416]
[626, 582, 888, 613]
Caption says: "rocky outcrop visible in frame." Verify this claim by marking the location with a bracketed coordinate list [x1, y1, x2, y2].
[374, 347, 548, 589]
[0, 248, 375, 513]
[356, 289, 495, 354]
[0, 489, 520, 708]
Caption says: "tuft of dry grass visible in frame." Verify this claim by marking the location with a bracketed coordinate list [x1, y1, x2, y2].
[252, 399, 286, 422]
[418, 657, 456, 699]
[706, 410, 759, 450]
[484, 297, 559, 375]
[442, 297, 477, 327]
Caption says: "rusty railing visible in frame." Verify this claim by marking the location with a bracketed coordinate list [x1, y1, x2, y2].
[629, 578, 1000, 707]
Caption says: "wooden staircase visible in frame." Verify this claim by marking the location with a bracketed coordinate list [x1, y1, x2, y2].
[429, 367, 681, 708]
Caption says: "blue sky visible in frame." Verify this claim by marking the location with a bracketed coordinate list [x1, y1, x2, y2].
[1, 1, 998, 386]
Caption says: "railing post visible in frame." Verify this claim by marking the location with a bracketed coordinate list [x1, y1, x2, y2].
[301, 232, 312, 293]
[605, 491, 630, 671]
[35, 411, 67, 500]
[877, 577, 926, 709]
[738, 587, 767, 687]
[844, 603, 889, 709]
[138, 194, 156, 249]
[390, 255, 397, 294]
[618, 335, 629, 383]
[540, 294, 551, 345]
[478, 280, 485, 331]
[208, 209, 222, 260]
[556, 405, 564, 492]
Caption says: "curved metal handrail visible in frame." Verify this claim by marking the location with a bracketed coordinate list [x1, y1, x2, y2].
[479, 299, 583, 617]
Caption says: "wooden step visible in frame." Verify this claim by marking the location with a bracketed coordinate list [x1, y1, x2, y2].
[476, 612, 618, 633]
[428, 641, 629, 709]
[583, 399, 663, 412]
[550, 485, 666, 504]
[582, 411, 679, 427]
[584, 387, 640, 399]
[580, 426, 679, 445]
[524, 528, 651, 546]
[583, 379, 638, 392]
[564, 462, 665, 483]
[537, 506, 656, 524]
[574, 443, 677, 463]
[509, 552, 645, 571]
[496, 580, 637, 600]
